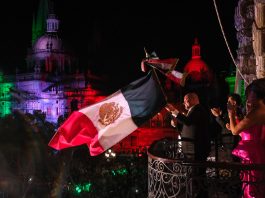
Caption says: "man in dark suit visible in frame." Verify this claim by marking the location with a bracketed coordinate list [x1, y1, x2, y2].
[166, 92, 211, 198]
[167, 92, 211, 161]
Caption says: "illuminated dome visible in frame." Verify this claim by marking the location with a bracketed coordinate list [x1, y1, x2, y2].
[183, 38, 213, 82]
[184, 58, 209, 73]
[27, 13, 76, 74]
[33, 14, 64, 53]
[34, 34, 63, 52]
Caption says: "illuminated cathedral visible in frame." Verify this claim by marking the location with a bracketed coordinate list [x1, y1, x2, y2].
[0, 1, 105, 123]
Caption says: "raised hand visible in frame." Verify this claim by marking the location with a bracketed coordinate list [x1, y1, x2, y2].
[165, 103, 179, 117]
[211, 107, 222, 117]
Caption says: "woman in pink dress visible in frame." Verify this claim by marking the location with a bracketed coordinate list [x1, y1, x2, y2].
[228, 78, 265, 198]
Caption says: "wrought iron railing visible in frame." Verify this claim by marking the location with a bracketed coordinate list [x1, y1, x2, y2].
[148, 138, 265, 198]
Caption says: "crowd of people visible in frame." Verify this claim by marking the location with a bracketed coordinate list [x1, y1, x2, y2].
[165, 78, 265, 198]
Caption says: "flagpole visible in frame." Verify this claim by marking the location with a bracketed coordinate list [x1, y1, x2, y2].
[145, 62, 169, 77]
[151, 67, 168, 103]
[144, 47, 150, 59]
[143, 47, 168, 102]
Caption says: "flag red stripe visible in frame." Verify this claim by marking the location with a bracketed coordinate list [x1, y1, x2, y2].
[48, 111, 104, 155]
[167, 73, 182, 84]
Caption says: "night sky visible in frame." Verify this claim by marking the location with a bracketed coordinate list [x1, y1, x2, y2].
[0, 0, 238, 89]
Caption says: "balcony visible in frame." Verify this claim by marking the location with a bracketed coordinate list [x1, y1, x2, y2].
[148, 138, 265, 198]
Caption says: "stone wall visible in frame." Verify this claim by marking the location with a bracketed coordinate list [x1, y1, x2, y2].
[235, 0, 265, 91]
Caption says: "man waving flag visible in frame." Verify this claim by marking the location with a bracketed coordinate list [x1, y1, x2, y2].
[48, 71, 166, 156]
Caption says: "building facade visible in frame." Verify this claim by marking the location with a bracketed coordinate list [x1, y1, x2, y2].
[234, 0, 265, 92]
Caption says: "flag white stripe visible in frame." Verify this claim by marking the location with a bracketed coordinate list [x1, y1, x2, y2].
[79, 90, 138, 150]
[171, 70, 183, 79]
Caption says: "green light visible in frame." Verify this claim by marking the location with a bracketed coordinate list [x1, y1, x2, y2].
[112, 168, 128, 176]
[111, 170, 116, 176]
[32, 0, 49, 44]
[225, 76, 235, 94]
[83, 183, 92, 192]
[225, 75, 246, 103]
[117, 168, 128, 175]
[0, 101, 12, 117]
[73, 182, 92, 195]
[75, 185, 82, 194]
[0, 74, 14, 117]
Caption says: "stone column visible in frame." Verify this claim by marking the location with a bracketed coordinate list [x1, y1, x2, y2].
[253, 0, 265, 78]
[235, 0, 256, 91]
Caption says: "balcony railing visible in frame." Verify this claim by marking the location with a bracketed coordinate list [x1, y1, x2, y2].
[148, 138, 265, 198]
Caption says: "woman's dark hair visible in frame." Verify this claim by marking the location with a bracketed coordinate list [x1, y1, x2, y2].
[245, 78, 265, 103]
[228, 93, 242, 105]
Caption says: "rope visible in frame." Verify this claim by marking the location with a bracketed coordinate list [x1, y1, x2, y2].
[212, 0, 249, 85]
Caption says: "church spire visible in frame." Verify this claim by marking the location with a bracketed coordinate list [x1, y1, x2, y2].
[46, 1, 59, 33]
[191, 38, 201, 59]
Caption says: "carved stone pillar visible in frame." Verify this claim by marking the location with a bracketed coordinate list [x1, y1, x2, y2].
[235, 0, 256, 91]
[253, 0, 265, 78]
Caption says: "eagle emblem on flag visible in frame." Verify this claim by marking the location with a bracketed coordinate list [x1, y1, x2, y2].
[98, 102, 123, 126]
